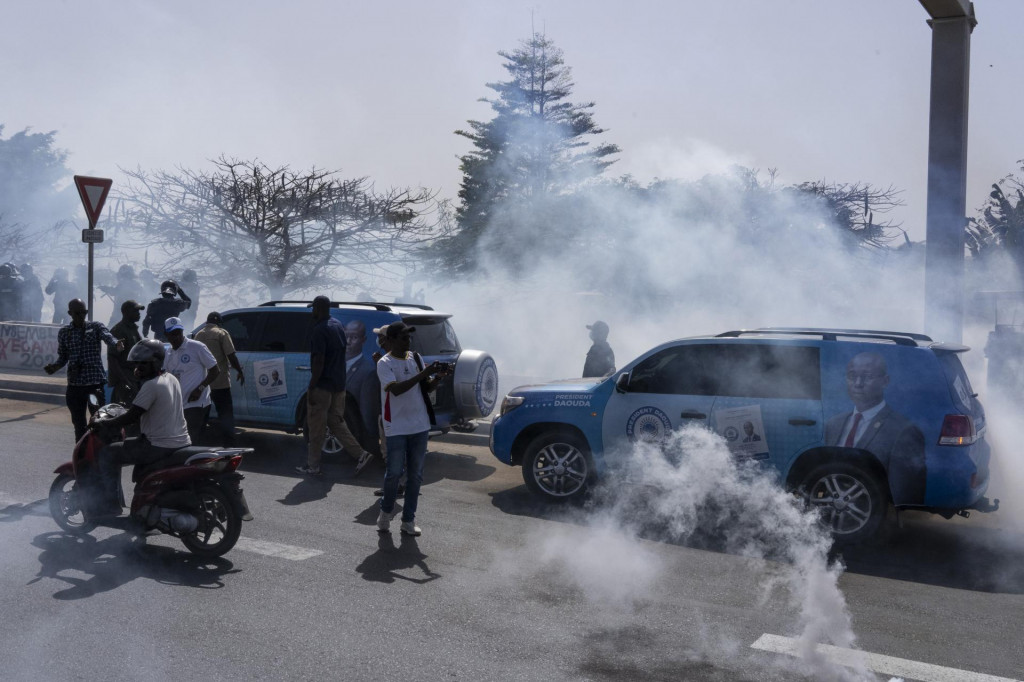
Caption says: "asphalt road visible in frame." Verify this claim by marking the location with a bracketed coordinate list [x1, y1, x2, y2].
[0, 397, 1021, 682]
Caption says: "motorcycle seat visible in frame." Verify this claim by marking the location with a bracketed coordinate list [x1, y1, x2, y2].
[131, 446, 221, 482]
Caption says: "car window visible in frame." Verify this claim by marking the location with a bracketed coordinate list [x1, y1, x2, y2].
[220, 312, 261, 353]
[405, 317, 461, 355]
[259, 312, 312, 353]
[630, 345, 715, 395]
[709, 344, 821, 400]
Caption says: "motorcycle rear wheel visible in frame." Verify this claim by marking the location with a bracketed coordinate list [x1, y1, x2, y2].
[49, 474, 96, 534]
[180, 484, 241, 558]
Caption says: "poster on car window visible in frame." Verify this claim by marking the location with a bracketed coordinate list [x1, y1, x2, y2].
[713, 405, 769, 458]
[254, 357, 288, 404]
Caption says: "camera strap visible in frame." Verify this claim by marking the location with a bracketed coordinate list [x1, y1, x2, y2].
[412, 352, 436, 426]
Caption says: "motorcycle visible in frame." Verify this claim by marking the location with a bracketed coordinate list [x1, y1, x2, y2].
[48, 398, 253, 558]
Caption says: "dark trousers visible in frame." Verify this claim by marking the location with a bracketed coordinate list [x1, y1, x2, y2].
[99, 436, 177, 511]
[66, 384, 105, 442]
[184, 407, 205, 446]
[207, 388, 235, 446]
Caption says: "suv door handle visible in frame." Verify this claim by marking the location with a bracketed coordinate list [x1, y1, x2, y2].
[788, 418, 816, 426]
[680, 411, 706, 419]
[296, 366, 311, 371]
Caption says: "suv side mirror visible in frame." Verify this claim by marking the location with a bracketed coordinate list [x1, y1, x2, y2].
[615, 372, 630, 394]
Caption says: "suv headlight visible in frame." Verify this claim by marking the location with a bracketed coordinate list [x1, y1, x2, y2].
[500, 395, 524, 416]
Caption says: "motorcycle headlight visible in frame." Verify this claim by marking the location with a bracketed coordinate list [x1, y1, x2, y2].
[500, 395, 524, 416]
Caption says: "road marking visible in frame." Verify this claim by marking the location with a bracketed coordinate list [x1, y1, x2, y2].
[750, 633, 1020, 682]
[233, 537, 323, 561]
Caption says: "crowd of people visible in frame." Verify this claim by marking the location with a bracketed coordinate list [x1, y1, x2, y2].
[0, 261, 199, 326]
[40, 285, 455, 537]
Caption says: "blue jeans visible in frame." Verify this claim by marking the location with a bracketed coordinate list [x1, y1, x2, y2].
[380, 431, 428, 522]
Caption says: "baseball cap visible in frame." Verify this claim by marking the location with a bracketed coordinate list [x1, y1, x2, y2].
[207, 311, 223, 323]
[385, 321, 416, 339]
[164, 316, 185, 333]
[372, 324, 390, 336]
[120, 299, 145, 314]
[587, 320, 609, 334]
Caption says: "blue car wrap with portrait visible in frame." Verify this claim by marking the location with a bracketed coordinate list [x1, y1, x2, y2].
[490, 329, 995, 542]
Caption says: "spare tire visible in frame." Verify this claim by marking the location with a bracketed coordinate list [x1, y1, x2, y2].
[451, 350, 498, 419]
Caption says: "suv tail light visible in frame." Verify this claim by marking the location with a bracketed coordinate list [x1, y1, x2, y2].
[939, 414, 978, 446]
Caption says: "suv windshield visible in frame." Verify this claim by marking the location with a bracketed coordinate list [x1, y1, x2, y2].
[405, 317, 461, 356]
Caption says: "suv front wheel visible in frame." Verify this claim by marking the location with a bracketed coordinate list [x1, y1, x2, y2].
[800, 461, 887, 543]
[522, 432, 592, 502]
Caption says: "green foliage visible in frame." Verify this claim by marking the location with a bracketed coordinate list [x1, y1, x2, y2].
[967, 163, 1024, 286]
[436, 32, 619, 276]
[0, 125, 77, 255]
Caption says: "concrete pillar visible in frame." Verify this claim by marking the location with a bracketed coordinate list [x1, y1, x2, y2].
[923, 11, 974, 343]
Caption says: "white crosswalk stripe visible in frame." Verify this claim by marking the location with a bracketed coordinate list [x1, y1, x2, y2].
[751, 633, 1021, 682]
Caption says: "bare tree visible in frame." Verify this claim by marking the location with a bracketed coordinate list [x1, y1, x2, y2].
[793, 181, 906, 249]
[112, 157, 447, 299]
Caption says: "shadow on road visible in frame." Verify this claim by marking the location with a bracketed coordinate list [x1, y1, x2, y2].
[0, 500, 49, 523]
[355, 532, 440, 584]
[837, 513, 1024, 594]
[490, 484, 1024, 594]
[28, 531, 240, 600]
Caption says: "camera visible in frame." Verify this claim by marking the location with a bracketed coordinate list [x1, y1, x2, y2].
[435, 361, 456, 376]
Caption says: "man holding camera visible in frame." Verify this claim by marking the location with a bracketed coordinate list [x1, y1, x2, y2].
[375, 321, 452, 536]
[44, 298, 124, 442]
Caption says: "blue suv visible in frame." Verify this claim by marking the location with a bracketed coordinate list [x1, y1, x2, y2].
[490, 328, 996, 542]
[196, 301, 498, 455]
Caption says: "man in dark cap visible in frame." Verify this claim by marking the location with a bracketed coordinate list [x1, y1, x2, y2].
[109, 299, 146, 405]
[142, 279, 191, 341]
[583, 320, 615, 378]
[195, 311, 245, 446]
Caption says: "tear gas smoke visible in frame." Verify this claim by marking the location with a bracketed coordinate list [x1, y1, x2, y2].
[504, 425, 877, 680]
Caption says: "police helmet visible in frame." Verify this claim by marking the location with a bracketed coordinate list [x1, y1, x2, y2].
[160, 279, 178, 295]
[127, 338, 166, 364]
[118, 264, 135, 278]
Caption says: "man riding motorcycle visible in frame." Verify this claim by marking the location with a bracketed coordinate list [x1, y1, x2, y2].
[92, 338, 191, 516]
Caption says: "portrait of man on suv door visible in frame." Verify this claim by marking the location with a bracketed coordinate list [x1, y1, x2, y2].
[824, 351, 927, 506]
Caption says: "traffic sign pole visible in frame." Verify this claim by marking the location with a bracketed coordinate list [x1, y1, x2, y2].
[73, 176, 113, 322]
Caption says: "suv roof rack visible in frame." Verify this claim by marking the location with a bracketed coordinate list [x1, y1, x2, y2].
[715, 327, 932, 347]
[258, 300, 434, 312]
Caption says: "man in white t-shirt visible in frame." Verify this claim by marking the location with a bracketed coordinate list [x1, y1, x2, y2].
[375, 321, 451, 536]
[93, 339, 191, 516]
[163, 316, 220, 445]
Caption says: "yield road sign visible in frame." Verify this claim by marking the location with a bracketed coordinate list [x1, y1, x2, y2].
[81, 229, 104, 243]
[73, 175, 112, 228]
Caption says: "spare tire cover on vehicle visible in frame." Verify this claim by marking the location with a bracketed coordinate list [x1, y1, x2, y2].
[452, 350, 498, 419]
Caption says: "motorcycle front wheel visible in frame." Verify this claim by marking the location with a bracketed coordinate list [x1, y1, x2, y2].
[48, 474, 96, 534]
[180, 484, 242, 558]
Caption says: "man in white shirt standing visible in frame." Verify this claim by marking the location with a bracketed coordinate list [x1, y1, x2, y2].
[375, 322, 451, 536]
[163, 316, 220, 445]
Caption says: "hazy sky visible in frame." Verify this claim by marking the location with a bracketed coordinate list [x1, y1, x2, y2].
[4, 0, 1023, 240]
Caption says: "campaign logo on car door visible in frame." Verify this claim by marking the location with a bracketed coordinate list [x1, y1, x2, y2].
[626, 406, 672, 443]
[255, 357, 288, 404]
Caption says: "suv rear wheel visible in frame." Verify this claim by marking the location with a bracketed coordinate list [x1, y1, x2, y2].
[522, 432, 592, 502]
[800, 461, 887, 543]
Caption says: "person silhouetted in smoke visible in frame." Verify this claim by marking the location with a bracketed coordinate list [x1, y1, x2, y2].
[100, 264, 144, 327]
[0, 262, 25, 321]
[583, 320, 615, 378]
[45, 268, 78, 324]
[19, 263, 44, 323]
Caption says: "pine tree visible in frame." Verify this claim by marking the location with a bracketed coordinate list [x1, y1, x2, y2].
[438, 32, 618, 275]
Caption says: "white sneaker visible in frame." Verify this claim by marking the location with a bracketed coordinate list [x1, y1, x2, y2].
[400, 521, 421, 536]
[376, 509, 395, 532]
[354, 451, 373, 476]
